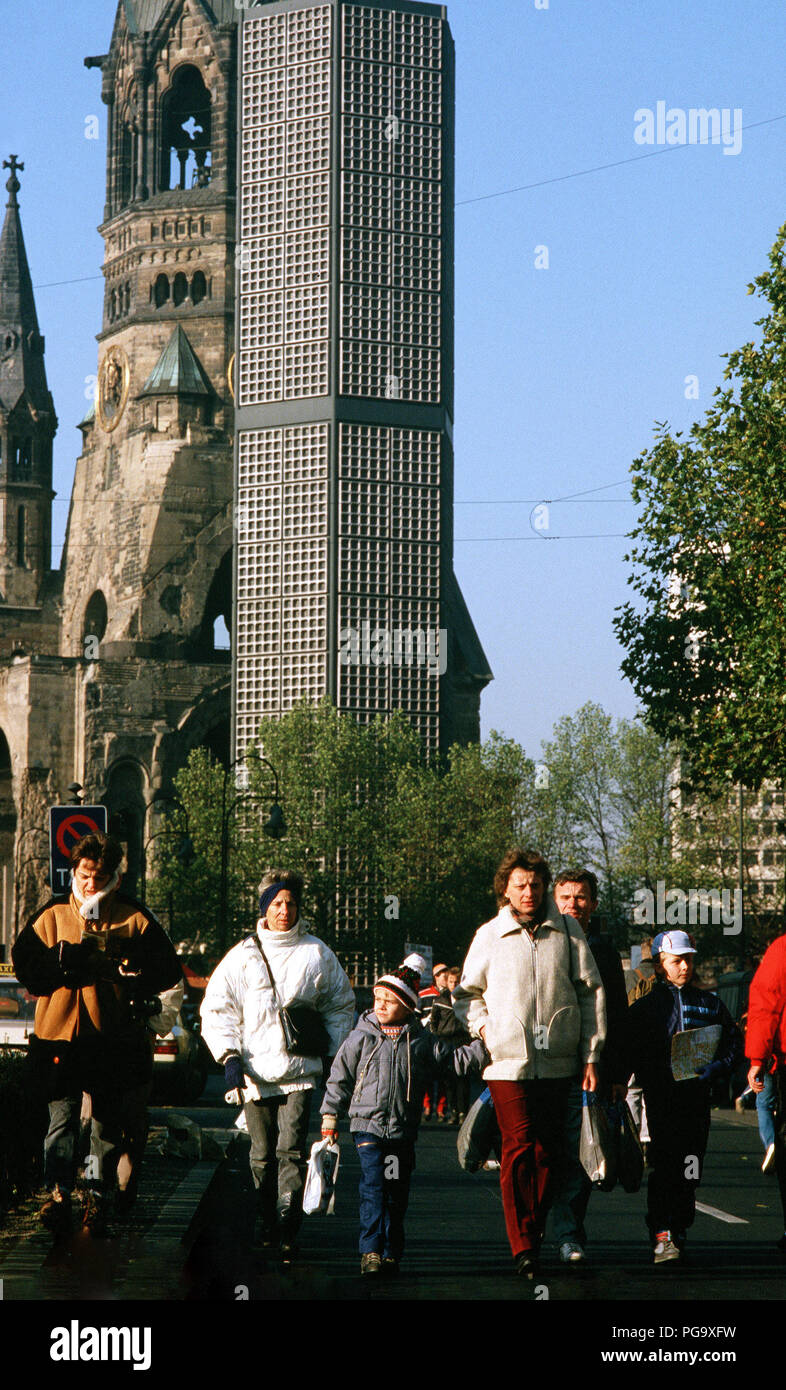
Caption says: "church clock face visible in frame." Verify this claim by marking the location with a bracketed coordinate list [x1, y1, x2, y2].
[97, 345, 130, 432]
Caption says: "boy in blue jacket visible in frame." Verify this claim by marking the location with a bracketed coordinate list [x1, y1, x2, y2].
[627, 929, 742, 1264]
[320, 955, 486, 1275]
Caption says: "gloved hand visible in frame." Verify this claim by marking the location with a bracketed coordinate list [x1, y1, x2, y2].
[59, 938, 100, 983]
[224, 1055, 245, 1105]
[129, 998, 163, 1023]
[696, 1060, 724, 1084]
[321, 1114, 338, 1142]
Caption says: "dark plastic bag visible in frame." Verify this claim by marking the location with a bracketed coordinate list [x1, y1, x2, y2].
[457, 1089, 501, 1172]
[608, 1099, 644, 1193]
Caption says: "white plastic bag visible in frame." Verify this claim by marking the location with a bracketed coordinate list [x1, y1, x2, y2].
[579, 1092, 616, 1190]
[302, 1138, 340, 1215]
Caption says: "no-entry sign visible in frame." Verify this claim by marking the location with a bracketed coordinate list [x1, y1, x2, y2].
[48, 806, 108, 894]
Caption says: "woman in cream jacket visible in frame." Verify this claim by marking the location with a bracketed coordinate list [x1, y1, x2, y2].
[453, 849, 605, 1277]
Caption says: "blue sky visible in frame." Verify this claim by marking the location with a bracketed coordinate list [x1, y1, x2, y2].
[1, 0, 784, 757]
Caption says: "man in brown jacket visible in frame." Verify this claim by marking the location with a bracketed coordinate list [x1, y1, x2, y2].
[12, 831, 181, 1235]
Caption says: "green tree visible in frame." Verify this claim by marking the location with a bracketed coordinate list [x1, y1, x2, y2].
[146, 703, 538, 974]
[384, 731, 536, 964]
[614, 221, 786, 792]
[244, 699, 424, 964]
[145, 748, 262, 961]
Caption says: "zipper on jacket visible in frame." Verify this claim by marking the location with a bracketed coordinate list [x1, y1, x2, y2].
[354, 1038, 382, 1098]
[386, 1032, 401, 1138]
[524, 929, 540, 1077]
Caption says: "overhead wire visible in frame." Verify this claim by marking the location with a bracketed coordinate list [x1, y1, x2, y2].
[34, 114, 786, 291]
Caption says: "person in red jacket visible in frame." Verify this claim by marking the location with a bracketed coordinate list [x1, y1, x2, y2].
[746, 935, 786, 1251]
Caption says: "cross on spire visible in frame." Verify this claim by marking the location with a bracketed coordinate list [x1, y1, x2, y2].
[4, 155, 24, 206]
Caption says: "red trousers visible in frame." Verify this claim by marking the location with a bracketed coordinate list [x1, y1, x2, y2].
[488, 1078, 572, 1257]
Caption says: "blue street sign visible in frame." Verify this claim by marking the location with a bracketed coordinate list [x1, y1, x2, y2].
[48, 805, 108, 895]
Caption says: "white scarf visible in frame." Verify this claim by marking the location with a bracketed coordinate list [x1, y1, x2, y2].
[71, 869, 121, 920]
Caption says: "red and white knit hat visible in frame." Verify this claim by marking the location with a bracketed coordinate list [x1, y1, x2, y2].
[374, 953, 428, 1012]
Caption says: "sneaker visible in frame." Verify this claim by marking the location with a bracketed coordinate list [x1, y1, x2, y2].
[763, 1143, 776, 1174]
[40, 1189, 72, 1234]
[361, 1252, 382, 1275]
[482, 1158, 501, 1171]
[81, 1190, 108, 1238]
[559, 1240, 585, 1264]
[653, 1230, 680, 1264]
[514, 1251, 538, 1278]
[381, 1256, 399, 1276]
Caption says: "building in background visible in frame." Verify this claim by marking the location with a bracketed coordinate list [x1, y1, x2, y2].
[233, 0, 491, 762]
[0, 1, 240, 955]
[0, 0, 490, 967]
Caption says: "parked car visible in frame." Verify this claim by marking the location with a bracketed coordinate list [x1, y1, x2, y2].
[151, 1012, 209, 1103]
[0, 964, 36, 1049]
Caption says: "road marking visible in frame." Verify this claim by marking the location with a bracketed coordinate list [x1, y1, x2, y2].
[695, 1201, 748, 1225]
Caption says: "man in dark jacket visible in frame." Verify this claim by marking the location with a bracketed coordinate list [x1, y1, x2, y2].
[548, 870, 630, 1264]
[628, 930, 741, 1262]
[429, 965, 472, 1123]
[13, 831, 181, 1236]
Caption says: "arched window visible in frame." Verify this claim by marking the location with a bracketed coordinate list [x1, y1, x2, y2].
[104, 761, 145, 899]
[154, 274, 170, 308]
[119, 124, 134, 207]
[160, 66, 212, 192]
[191, 270, 207, 306]
[173, 272, 188, 307]
[110, 289, 117, 322]
[83, 590, 108, 652]
[17, 439, 32, 474]
[189, 549, 232, 661]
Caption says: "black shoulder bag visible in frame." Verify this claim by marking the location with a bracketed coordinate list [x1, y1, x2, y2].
[253, 935, 331, 1058]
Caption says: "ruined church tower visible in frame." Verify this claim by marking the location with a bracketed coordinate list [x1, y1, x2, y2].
[0, 1, 240, 952]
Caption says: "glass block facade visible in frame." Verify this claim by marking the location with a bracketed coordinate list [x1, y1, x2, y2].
[234, 0, 452, 761]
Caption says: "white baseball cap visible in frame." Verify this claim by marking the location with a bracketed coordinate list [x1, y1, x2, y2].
[652, 930, 696, 956]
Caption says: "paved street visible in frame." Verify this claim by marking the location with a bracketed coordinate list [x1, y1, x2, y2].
[3, 1083, 783, 1313]
[183, 1098, 786, 1304]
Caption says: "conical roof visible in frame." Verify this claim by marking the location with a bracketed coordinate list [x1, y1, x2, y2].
[140, 323, 214, 397]
[0, 156, 51, 415]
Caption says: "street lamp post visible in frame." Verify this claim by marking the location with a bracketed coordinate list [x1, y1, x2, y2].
[13, 825, 50, 934]
[140, 792, 192, 908]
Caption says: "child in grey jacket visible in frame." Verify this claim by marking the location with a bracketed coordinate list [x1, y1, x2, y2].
[321, 955, 486, 1275]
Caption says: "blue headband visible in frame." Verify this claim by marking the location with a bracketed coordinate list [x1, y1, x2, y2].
[259, 881, 292, 919]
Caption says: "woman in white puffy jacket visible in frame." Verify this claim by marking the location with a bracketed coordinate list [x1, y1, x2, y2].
[200, 869, 354, 1257]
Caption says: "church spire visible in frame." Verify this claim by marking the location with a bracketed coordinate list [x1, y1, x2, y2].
[0, 158, 56, 603]
[0, 156, 51, 414]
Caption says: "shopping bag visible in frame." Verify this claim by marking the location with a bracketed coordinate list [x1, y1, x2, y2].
[302, 1137, 340, 1215]
[457, 1089, 501, 1172]
[611, 1100, 644, 1193]
[579, 1091, 616, 1190]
